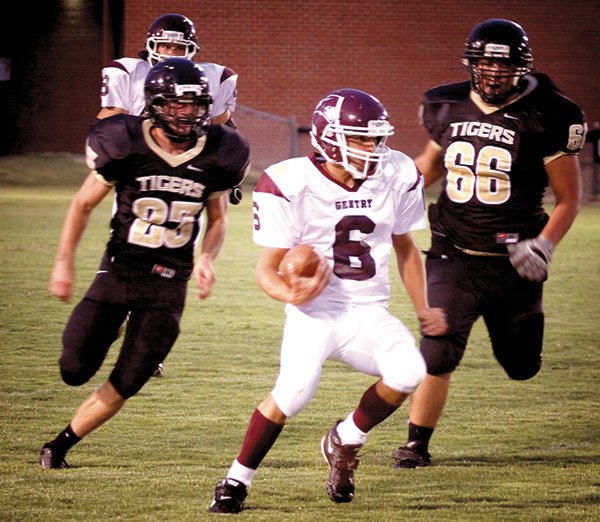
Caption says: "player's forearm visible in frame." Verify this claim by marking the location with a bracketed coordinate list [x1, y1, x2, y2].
[541, 199, 580, 247]
[255, 267, 292, 303]
[396, 244, 429, 314]
[199, 218, 227, 262]
[53, 198, 94, 266]
[543, 154, 582, 246]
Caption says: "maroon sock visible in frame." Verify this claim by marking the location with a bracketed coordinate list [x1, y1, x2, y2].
[352, 383, 399, 433]
[237, 409, 284, 469]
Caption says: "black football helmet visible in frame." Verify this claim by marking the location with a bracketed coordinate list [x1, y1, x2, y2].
[144, 58, 212, 142]
[146, 13, 198, 65]
[462, 18, 533, 104]
[311, 88, 394, 179]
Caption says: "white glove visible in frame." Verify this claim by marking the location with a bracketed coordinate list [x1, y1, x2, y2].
[507, 236, 554, 283]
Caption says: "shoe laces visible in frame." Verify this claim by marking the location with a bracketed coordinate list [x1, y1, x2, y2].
[328, 432, 361, 471]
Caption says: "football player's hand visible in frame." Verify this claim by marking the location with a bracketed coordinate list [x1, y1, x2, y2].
[417, 307, 448, 337]
[194, 255, 216, 299]
[507, 236, 554, 283]
[49, 261, 74, 302]
[285, 257, 331, 306]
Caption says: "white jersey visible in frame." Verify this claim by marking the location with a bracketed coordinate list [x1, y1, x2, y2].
[100, 57, 238, 118]
[252, 152, 426, 305]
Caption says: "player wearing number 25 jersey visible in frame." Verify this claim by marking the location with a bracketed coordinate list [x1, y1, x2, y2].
[392, 19, 586, 470]
[209, 88, 446, 512]
[88, 114, 247, 281]
[39, 59, 249, 470]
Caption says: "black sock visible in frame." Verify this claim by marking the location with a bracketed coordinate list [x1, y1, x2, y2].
[48, 424, 81, 453]
[407, 421, 434, 451]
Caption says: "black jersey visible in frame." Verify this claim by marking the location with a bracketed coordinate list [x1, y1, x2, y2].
[422, 73, 586, 253]
[86, 115, 250, 279]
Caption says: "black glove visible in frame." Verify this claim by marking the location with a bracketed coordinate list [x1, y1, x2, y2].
[229, 186, 243, 205]
[507, 236, 554, 282]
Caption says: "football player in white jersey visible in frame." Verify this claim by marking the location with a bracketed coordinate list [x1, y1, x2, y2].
[208, 88, 447, 513]
[97, 13, 240, 377]
[97, 13, 237, 125]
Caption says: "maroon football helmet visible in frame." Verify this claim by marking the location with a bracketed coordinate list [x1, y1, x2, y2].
[311, 88, 394, 179]
[146, 13, 198, 65]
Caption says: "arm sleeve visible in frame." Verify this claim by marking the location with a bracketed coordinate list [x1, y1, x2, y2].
[252, 174, 299, 248]
[211, 71, 238, 118]
[100, 64, 131, 111]
[392, 176, 427, 235]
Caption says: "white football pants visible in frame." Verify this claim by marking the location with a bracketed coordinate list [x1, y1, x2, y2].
[271, 301, 426, 418]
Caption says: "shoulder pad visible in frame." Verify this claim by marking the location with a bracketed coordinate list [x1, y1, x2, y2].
[89, 115, 143, 163]
[425, 81, 471, 104]
[526, 73, 585, 120]
[204, 125, 251, 185]
[220, 66, 237, 82]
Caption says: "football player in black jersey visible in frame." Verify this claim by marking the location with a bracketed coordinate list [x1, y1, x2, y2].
[392, 19, 587, 468]
[39, 58, 250, 469]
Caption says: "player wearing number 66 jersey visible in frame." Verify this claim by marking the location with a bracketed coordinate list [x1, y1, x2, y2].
[208, 88, 447, 512]
[392, 19, 586, 470]
[39, 58, 249, 470]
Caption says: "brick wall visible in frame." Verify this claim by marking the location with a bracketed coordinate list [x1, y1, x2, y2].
[5, 1, 102, 153]
[124, 0, 599, 157]
[5, 0, 599, 155]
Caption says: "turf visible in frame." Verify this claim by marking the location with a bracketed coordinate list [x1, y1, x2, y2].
[0, 161, 599, 521]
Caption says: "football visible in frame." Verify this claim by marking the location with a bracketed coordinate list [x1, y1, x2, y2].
[279, 244, 321, 284]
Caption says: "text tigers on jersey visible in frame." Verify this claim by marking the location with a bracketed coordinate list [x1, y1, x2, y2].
[136, 175, 205, 198]
[449, 121, 516, 145]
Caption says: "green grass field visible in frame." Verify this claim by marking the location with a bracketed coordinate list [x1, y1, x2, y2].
[1, 155, 599, 521]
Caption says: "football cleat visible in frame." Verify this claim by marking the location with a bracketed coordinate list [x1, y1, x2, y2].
[208, 478, 248, 514]
[39, 444, 69, 469]
[152, 362, 164, 378]
[320, 420, 362, 503]
[392, 442, 432, 468]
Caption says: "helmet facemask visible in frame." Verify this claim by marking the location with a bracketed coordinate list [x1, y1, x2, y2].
[462, 19, 533, 105]
[146, 33, 198, 65]
[314, 121, 393, 179]
[148, 87, 211, 143]
[311, 90, 394, 180]
[145, 14, 198, 65]
[145, 58, 212, 143]
[464, 55, 530, 105]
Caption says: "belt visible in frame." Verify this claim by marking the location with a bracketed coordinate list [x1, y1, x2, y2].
[453, 244, 508, 257]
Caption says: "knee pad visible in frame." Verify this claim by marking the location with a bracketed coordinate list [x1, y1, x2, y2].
[60, 362, 95, 387]
[492, 312, 544, 381]
[381, 349, 427, 393]
[110, 312, 180, 399]
[271, 364, 322, 419]
[420, 336, 466, 375]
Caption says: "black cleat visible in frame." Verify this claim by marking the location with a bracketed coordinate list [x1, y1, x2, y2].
[152, 362, 164, 378]
[320, 420, 361, 503]
[392, 442, 431, 468]
[39, 444, 69, 469]
[208, 478, 248, 514]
